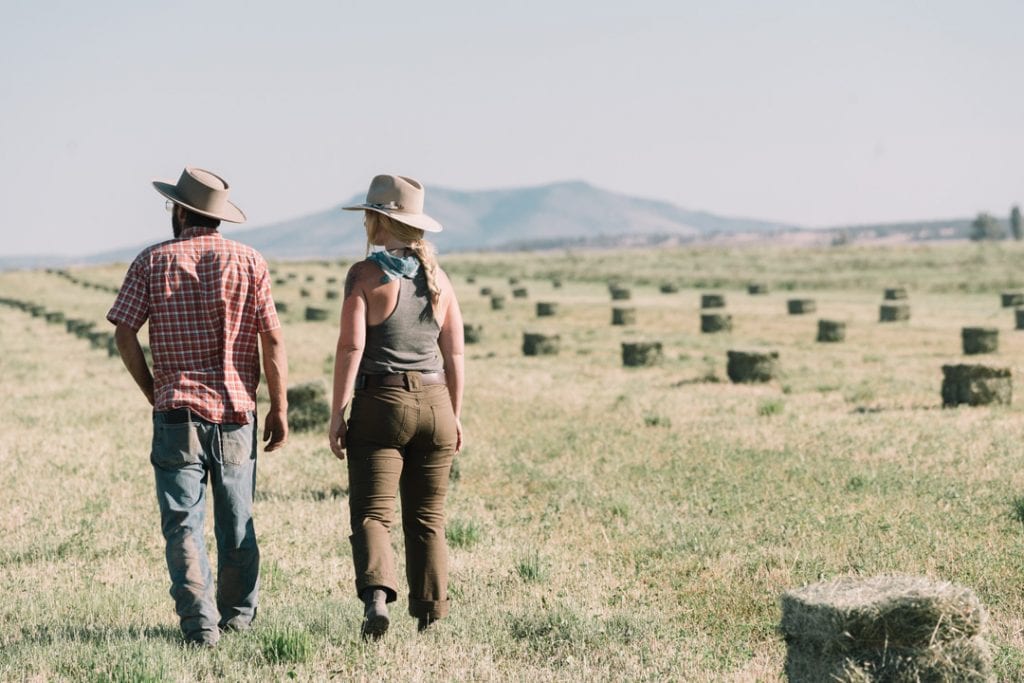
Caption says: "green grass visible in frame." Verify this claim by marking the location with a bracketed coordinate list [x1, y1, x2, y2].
[2, 242, 1024, 680]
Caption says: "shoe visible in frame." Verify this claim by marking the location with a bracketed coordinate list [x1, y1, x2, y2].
[361, 588, 390, 641]
[184, 631, 219, 648]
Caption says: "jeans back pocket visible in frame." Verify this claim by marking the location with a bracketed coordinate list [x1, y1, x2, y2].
[220, 422, 255, 466]
[151, 421, 201, 468]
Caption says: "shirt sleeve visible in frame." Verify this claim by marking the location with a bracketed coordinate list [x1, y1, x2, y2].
[254, 256, 280, 333]
[106, 253, 150, 331]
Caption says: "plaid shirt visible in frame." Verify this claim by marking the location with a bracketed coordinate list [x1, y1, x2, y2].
[107, 227, 280, 424]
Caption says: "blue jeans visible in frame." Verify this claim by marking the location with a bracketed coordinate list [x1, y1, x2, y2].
[151, 409, 259, 641]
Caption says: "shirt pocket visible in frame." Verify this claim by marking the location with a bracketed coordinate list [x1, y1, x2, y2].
[151, 421, 201, 468]
[220, 422, 254, 466]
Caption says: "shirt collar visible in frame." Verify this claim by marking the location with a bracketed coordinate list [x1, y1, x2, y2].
[180, 227, 220, 240]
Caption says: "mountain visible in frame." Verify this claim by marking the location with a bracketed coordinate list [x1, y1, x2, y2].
[77, 180, 804, 264]
[0, 180, 996, 269]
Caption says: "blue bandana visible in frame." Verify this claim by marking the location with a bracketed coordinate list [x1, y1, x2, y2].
[368, 250, 420, 283]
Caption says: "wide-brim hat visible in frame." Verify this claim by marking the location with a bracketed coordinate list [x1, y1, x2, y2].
[343, 174, 442, 233]
[152, 167, 246, 224]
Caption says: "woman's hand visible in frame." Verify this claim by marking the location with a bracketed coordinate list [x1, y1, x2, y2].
[329, 411, 348, 460]
[455, 418, 463, 454]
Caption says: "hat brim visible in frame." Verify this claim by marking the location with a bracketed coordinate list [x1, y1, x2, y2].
[342, 204, 443, 233]
[153, 181, 247, 224]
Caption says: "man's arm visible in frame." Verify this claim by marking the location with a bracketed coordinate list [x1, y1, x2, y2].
[115, 323, 154, 406]
[259, 327, 288, 452]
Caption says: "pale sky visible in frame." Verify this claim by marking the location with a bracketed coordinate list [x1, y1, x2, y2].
[2, 1, 1022, 256]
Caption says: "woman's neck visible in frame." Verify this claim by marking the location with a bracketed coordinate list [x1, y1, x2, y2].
[381, 237, 412, 253]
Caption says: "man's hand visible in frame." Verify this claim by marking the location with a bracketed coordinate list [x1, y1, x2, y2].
[329, 411, 347, 460]
[263, 408, 288, 452]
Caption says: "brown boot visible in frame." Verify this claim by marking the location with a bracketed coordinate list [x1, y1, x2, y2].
[361, 588, 389, 640]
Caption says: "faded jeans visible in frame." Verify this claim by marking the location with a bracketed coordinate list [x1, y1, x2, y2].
[151, 409, 259, 641]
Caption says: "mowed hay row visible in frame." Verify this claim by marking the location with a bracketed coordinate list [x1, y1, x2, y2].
[780, 575, 992, 682]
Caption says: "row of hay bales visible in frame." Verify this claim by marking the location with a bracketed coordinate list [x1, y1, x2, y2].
[464, 280, 1013, 405]
[0, 296, 150, 361]
[46, 268, 120, 295]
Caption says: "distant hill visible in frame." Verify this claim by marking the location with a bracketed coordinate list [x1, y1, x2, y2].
[0, 180, 1003, 269]
[76, 180, 803, 264]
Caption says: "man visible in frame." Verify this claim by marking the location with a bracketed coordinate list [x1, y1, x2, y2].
[107, 166, 288, 647]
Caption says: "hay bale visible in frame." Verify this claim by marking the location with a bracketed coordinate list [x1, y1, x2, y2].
[879, 303, 910, 322]
[299, 288, 311, 298]
[107, 336, 119, 358]
[274, 277, 287, 286]
[747, 282, 768, 295]
[286, 272, 297, 280]
[884, 287, 909, 300]
[70, 320, 96, 337]
[1001, 291, 1023, 308]
[523, 333, 559, 356]
[610, 286, 632, 301]
[325, 290, 339, 300]
[622, 342, 663, 367]
[87, 330, 112, 350]
[787, 299, 816, 315]
[304, 307, 329, 322]
[513, 287, 529, 299]
[942, 364, 1011, 407]
[305, 275, 315, 283]
[780, 575, 992, 683]
[490, 295, 506, 310]
[659, 282, 679, 294]
[508, 277, 520, 285]
[817, 319, 846, 343]
[536, 301, 558, 317]
[286, 381, 331, 432]
[464, 324, 483, 344]
[552, 278, 563, 289]
[326, 276, 338, 284]
[29, 305, 45, 317]
[275, 301, 288, 313]
[962, 327, 998, 355]
[701, 293, 726, 309]
[701, 312, 732, 333]
[1015, 307, 1024, 330]
[611, 307, 636, 326]
[479, 286, 493, 297]
[726, 350, 779, 383]
[465, 275, 476, 284]
[45, 311, 65, 324]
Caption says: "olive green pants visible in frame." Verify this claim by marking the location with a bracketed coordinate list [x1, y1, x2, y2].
[346, 380, 457, 620]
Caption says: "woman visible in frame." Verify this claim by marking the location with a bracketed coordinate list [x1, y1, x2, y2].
[329, 174, 464, 639]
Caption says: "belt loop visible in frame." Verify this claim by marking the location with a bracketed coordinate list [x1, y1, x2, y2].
[405, 372, 422, 391]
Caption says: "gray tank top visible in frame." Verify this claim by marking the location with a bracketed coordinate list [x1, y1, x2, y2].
[359, 270, 442, 375]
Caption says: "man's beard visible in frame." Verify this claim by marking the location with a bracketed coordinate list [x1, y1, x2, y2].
[172, 208, 184, 238]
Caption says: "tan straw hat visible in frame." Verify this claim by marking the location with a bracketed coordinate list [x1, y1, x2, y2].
[343, 174, 442, 233]
[152, 167, 246, 224]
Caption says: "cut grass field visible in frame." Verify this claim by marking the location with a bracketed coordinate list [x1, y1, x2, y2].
[2, 241, 1024, 681]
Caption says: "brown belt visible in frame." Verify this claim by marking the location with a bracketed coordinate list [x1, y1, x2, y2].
[356, 371, 446, 390]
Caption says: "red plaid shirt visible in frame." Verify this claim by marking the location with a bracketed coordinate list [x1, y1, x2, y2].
[107, 227, 280, 424]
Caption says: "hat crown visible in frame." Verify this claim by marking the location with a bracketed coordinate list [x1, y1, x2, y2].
[364, 175, 425, 215]
[176, 168, 230, 215]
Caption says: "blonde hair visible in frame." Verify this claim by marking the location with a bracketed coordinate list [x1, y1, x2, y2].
[364, 212, 442, 307]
